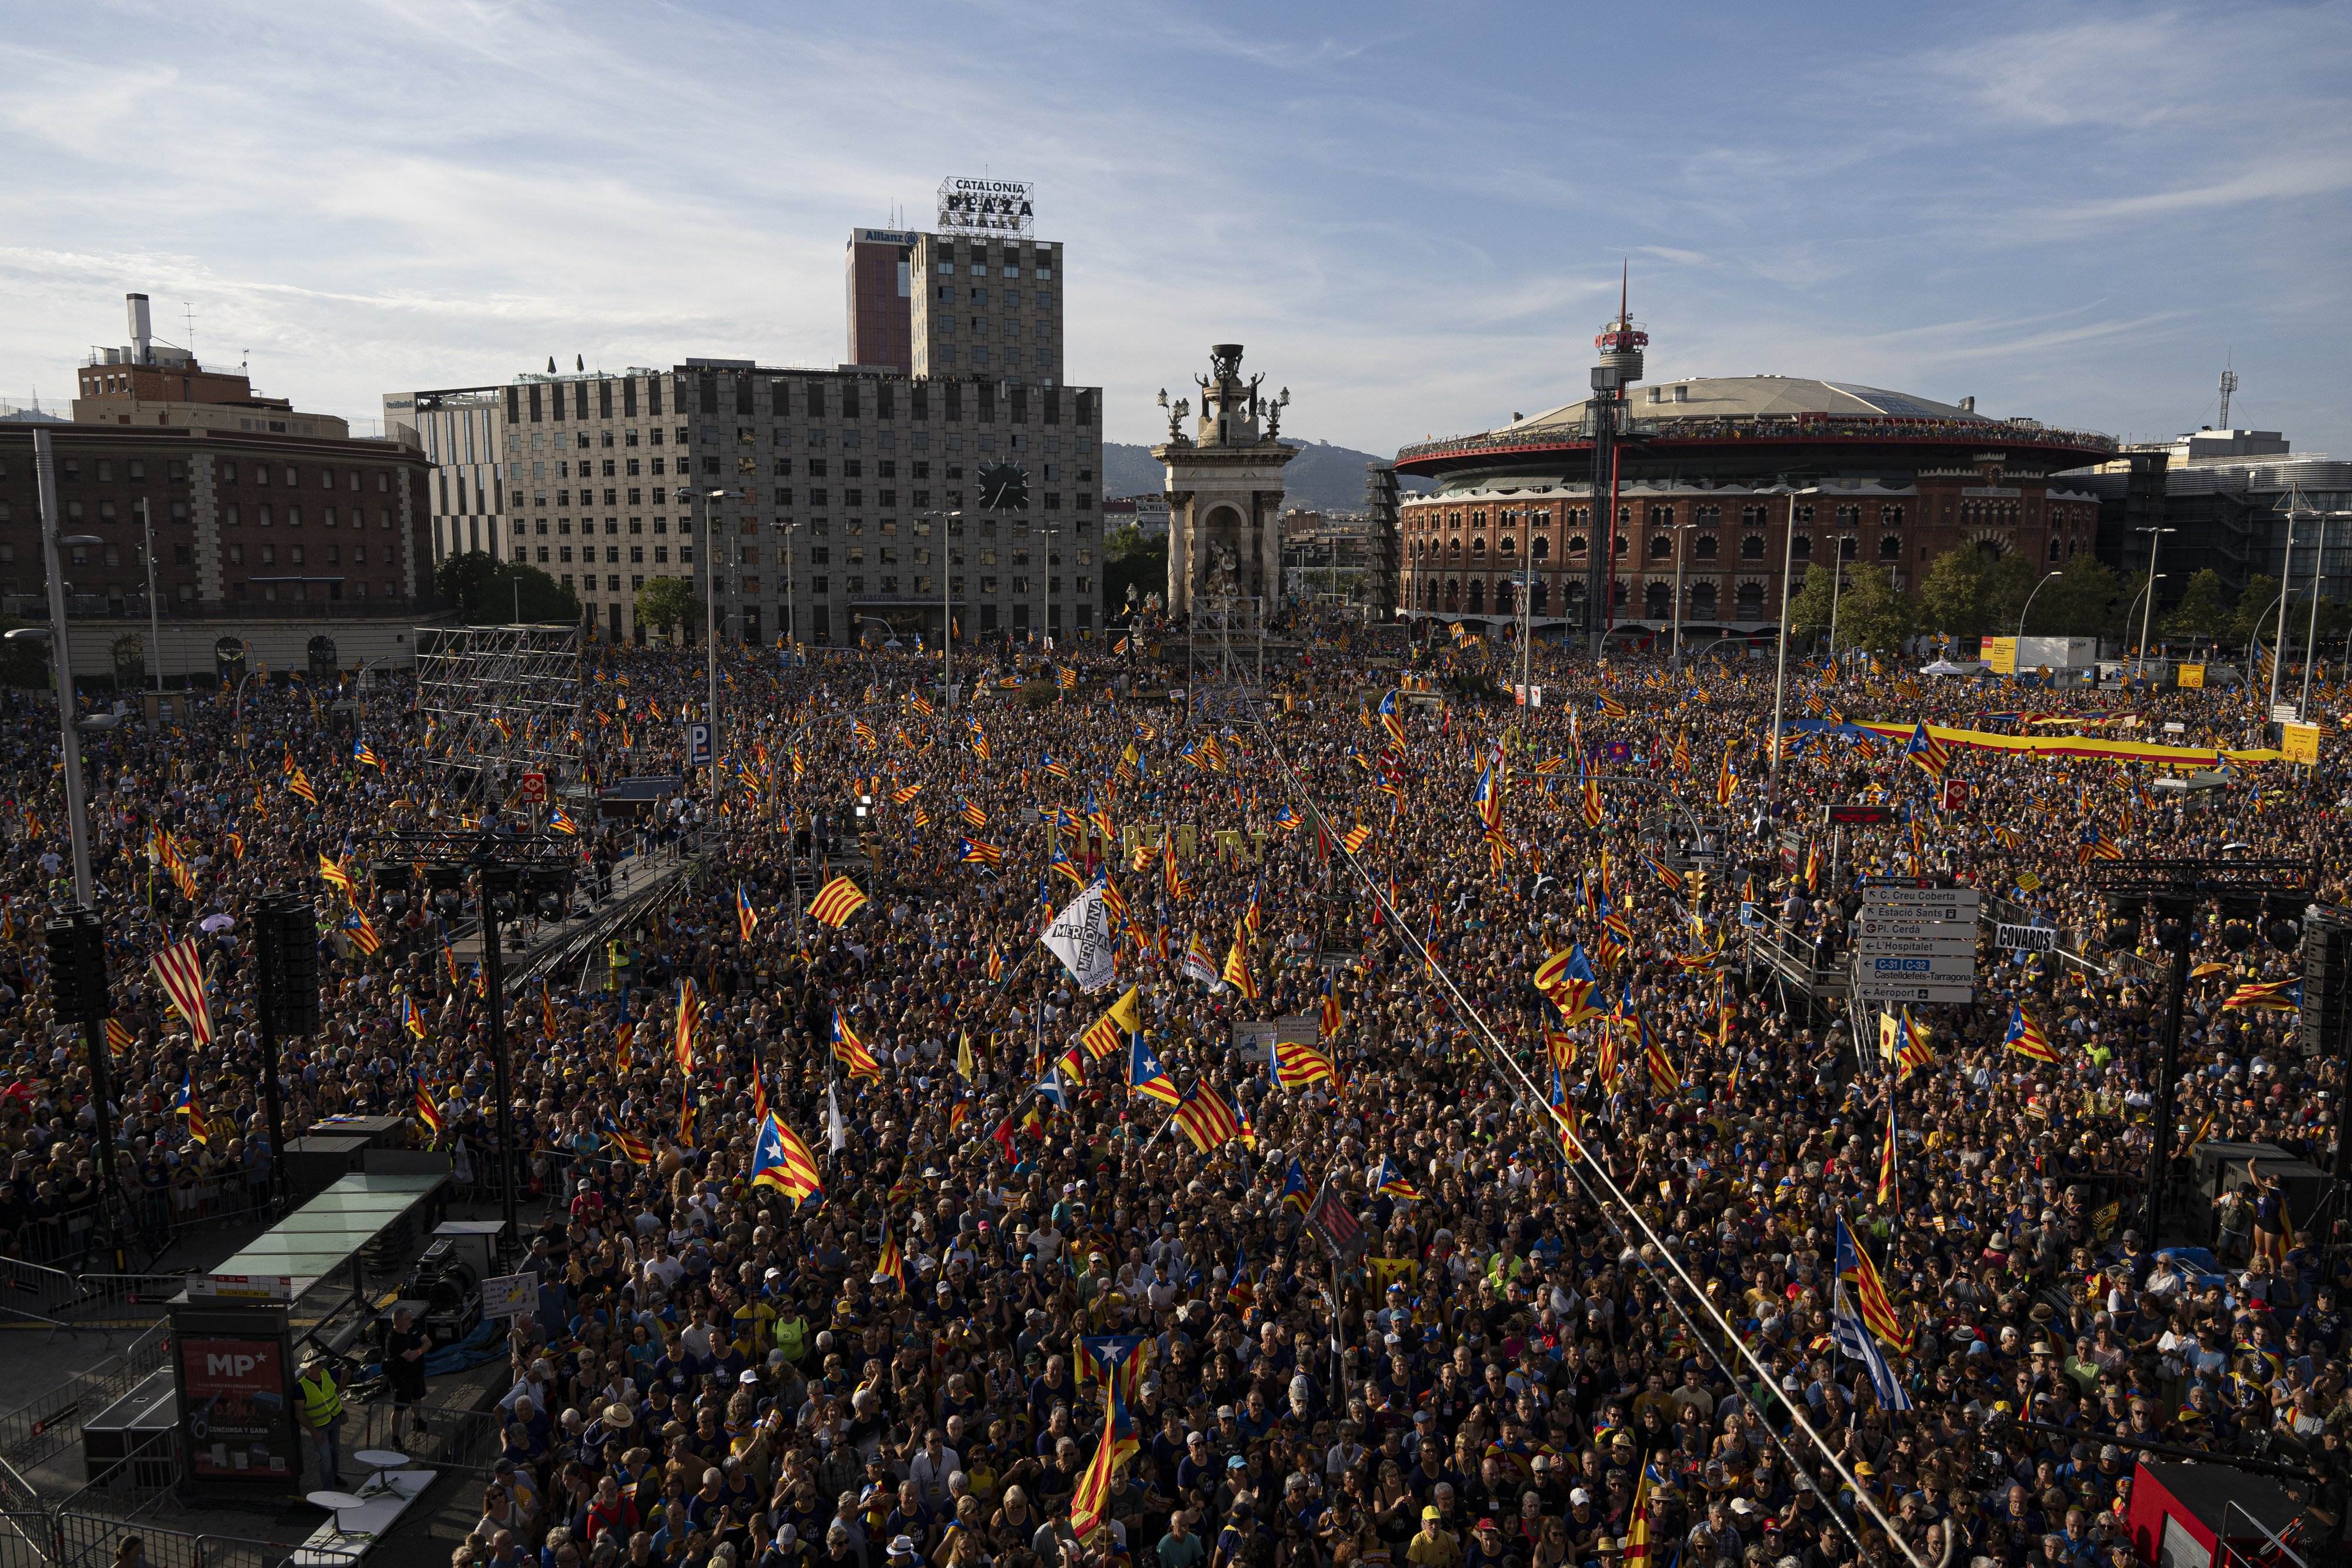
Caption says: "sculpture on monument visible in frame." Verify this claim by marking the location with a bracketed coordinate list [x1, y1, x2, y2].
[1151, 343, 1300, 621]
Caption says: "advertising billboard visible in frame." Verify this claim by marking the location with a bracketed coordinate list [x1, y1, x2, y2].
[180, 1335, 298, 1483]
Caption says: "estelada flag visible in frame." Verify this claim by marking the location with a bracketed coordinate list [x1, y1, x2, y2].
[809, 875, 868, 928]
[150, 936, 213, 1047]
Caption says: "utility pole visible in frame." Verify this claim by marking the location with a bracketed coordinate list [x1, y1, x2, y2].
[1766, 489, 1800, 804]
[136, 497, 162, 694]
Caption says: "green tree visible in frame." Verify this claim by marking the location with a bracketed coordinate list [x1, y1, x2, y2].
[634, 576, 703, 642]
[2227, 573, 2285, 648]
[1786, 560, 1911, 654]
[2027, 557, 2122, 638]
[1915, 547, 2032, 640]
[1103, 523, 1167, 620]
[433, 550, 579, 623]
[2160, 568, 2233, 647]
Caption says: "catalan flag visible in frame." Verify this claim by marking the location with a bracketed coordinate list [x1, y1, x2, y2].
[318, 853, 356, 898]
[353, 740, 382, 770]
[1838, 1217, 1912, 1353]
[736, 884, 760, 941]
[549, 805, 579, 835]
[1318, 973, 1344, 1039]
[749, 1113, 824, 1206]
[1268, 1037, 1336, 1090]
[1904, 720, 1951, 781]
[1876, 1091, 1899, 1212]
[833, 1009, 883, 1081]
[1281, 1158, 1313, 1215]
[1127, 1033, 1182, 1106]
[959, 837, 1004, 868]
[1378, 690, 1407, 748]
[1222, 938, 1259, 1000]
[342, 910, 382, 956]
[607, 1125, 654, 1165]
[809, 875, 868, 928]
[875, 1213, 908, 1293]
[287, 767, 319, 804]
[673, 979, 701, 1071]
[2003, 1004, 2059, 1064]
[1372, 1155, 1423, 1202]
[412, 1074, 445, 1141]
[960, 798, 988, 828]
[1171, 1083, 1242, 1153]
[2223, 979, 2301, 1011]
[1341, 823, 1372, 855]
[1080, 987, 1142, 1061]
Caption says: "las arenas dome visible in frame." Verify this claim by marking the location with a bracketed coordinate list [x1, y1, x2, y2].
[1391, 364, 2117, 635]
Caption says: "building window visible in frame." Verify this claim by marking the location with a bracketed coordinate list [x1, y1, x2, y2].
[1740, 534, 1765, 560]
[1695, 533, 1718, 560]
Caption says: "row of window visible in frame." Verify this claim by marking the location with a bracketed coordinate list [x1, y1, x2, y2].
[38, 458, 190, 484]
[222, 541, 389, 566]
[1412, 502, 1909, 531]
[516, 374, 1100, 427]
[229, 579, 403, 601]
[520, 544, 692, 566]
[932, 285, 1057, 309]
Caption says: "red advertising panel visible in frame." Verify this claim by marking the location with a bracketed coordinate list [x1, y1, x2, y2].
[181, 1336, 296, 1481]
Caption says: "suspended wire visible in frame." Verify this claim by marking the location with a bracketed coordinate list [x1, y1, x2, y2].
[1242, 697, 1930, 1568]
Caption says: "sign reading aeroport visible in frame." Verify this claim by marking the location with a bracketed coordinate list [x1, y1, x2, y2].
[936, 176, 1034, 236]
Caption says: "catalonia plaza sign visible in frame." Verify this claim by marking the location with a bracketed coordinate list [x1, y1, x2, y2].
[937, 176, 1034, 236]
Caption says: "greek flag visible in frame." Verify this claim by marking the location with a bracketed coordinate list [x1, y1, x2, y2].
[1833, 1285, 1913, 1410]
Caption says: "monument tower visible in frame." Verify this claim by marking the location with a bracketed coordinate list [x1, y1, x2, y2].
[1152, 345, 1298, 620]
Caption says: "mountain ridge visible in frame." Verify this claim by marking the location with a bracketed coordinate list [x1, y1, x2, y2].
[1102, 437, 1432, 514]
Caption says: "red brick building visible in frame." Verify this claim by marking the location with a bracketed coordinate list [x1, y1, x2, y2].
[0, 423, 433, 621]
[1394, 375, 2114, 635]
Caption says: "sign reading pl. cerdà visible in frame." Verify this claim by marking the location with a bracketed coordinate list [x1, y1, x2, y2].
[937, 177, 1034, 235]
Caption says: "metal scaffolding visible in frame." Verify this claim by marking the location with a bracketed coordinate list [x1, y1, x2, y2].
[413, 624, 583, 792]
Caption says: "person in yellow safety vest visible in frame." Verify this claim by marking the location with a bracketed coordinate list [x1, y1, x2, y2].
[607, 939, 629, 994]
[296, 1350, 345, 1489]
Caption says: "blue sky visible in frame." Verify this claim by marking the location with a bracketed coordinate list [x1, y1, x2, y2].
[4, 1, 2348, 459]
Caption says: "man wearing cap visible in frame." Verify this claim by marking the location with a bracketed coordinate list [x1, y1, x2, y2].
[1409, 1506, 1462, 1568]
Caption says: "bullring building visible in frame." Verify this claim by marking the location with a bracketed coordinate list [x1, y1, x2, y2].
[1393, 344, 2116, 637]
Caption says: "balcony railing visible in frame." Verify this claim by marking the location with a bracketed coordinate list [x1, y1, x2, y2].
[1396, 414, 2119, 466]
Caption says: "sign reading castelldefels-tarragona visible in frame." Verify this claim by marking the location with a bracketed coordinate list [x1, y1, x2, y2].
[936, 177, 1034, 236]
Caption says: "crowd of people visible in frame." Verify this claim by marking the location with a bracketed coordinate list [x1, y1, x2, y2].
[1, 613, 2347, 1568]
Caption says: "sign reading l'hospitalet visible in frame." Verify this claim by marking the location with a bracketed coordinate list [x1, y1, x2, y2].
[937, 177, 1034, 236]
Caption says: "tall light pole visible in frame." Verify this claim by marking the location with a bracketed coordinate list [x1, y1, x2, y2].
[2270, 511, 2299, 719]
[1766, 489, 1800, 801]
[691, 487, 726, 738]
[2017, 570, 2064, 639]
[1668, 520, 1697, 672]
[135, 497, 163, 694]
[24, 430, 121, 1232]
[1042, 523, 1061, 654]
[2298, 493, 2333, 719]
[2133, 524, 2175, 676]
[1825, 536, 1855, 681]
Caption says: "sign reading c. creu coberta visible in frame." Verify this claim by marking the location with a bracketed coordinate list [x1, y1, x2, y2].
[1042, 879, 1117, 992]
[937, 176, 1034, 235]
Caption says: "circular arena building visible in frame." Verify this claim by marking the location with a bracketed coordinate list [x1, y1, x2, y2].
[1392, 335, 2119, 640]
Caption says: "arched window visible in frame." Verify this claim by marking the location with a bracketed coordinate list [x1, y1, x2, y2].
[1690, 581, 1719, 619]
[1649, 534, 1672, 560]
[1741, 505, 1768, 527]
[1648, 504, 1673, 527]
[1695, 533, 1719, 560]
[1879, 534, 1901, 560]
[1696, 504, 1721, 526]
[1740, 534, 1765, 560]
[1836, 504, 1861, 527]
[1790, 535, 1813, 560]
[1532, 579, 1549, 615]
[1645, 581, 1671, 618]
[1613, 533, 1628, 559]
[1793, 504, 1815, 524]
[1471, 537, 1486, 558]
[1837, 536, 1856, 561]
[2048, 536, 2062, 561]
[1735, 581, 1764, 619]
[1498, 534, 1515, 554]
[1531, 535, 1549, 560]
[1880, 505, 1904, 527]
[1495, 580, 1514, 613]
[1567, 534, 1589, 556]
[1466, 580, 1485, 613]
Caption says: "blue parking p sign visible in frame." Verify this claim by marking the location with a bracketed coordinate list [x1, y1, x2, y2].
[685, 721, 713, 767]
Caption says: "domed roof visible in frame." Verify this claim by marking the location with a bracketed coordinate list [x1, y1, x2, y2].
[1502, 375, 1987, 435]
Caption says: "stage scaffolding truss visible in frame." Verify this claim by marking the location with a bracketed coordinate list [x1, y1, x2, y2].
[414, 624, 583, 792]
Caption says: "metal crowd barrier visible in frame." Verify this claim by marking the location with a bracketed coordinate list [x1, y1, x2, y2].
[0, 1325, 170, 1472]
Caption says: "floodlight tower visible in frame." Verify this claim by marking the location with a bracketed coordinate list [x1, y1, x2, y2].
[1586, 265, 1646, 658]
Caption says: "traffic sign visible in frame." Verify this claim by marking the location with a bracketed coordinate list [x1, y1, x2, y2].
[1860, 883, 1980, 904]
[685, 721, 714, 767]
[1941, 778, 1972, 812]
[1853, 979, 1975, 1005]
[1854, 932, 1977, 957]
[1823, 803, 1895, 825]
[1862, 954, 1977, 979]
[517, 770, 547, 804]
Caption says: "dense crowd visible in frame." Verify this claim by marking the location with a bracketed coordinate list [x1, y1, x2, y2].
[1, 615, 2348, 1568]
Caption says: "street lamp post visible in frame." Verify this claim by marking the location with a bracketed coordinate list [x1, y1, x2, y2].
[2017, 570, 2065, 639]
[135, 497, 163, 694]
[2133, 525, 2176, 676]
[1042, 524, 1061, 654]
[1668, 520, 1698, 672]
[2271, 510, 2303, 720]
[1825, 536, 1856, 681]
[1766, 494, 1801, 801]
[26, 429, 121, 1233]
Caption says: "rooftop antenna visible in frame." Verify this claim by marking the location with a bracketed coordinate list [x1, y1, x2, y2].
[2218, 355, 2237, 429]
[182, 302, 197, 360]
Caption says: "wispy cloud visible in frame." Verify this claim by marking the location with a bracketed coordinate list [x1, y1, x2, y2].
[0, 0, 2346, 458]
